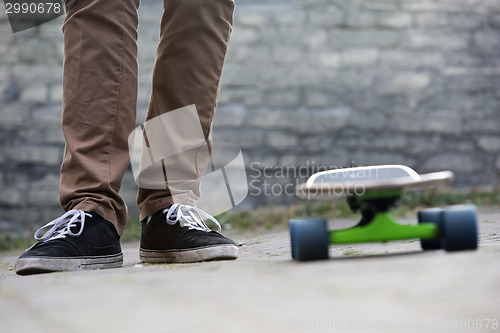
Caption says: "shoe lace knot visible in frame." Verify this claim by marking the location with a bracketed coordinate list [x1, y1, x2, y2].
[163, 204, 221, 233]
[31, 209, 92, 247]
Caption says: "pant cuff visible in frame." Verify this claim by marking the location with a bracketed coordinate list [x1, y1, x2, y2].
[72, 201, 125, 236]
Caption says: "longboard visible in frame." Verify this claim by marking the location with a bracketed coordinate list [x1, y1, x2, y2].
[296, 165, 454, 199]
[289, 165, 478, 261]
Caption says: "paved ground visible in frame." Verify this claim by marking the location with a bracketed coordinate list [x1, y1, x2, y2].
[1, 208, 499, 333]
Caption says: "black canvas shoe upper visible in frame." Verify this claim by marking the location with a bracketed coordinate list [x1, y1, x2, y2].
[19, 210, 122, 260]
[140, 204, 237, 251]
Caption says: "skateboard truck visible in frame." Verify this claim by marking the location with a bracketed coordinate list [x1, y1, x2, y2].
[348, 192, 401, 226]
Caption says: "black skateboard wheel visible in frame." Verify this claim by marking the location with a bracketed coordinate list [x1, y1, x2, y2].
[418, 208, 445, 250]
[289, 218, 329, 261]
[442, 205, 478, 251]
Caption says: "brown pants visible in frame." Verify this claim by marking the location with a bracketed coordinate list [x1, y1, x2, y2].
[59, 0, 235, 235]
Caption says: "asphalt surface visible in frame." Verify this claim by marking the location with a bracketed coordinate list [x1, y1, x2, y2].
[1, 208, 499, 333]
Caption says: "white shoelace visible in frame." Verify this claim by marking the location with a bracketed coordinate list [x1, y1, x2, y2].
[163, 203, 221, 233]
[27, 209, 92, 250]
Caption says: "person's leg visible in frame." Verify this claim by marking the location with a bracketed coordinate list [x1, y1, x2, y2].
[137, 0, 235, 219]
[136, 0, 238, 263]
[15, 0, 140, 275]
[60, 0, 140, 236]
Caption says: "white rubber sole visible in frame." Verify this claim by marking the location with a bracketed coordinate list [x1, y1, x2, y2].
[15, 253, 123, 275]
[139, 245, 239, 263]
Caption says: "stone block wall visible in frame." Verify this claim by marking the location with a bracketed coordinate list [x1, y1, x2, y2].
[1, 0, 499, 235]
[215, 0, 500, 207]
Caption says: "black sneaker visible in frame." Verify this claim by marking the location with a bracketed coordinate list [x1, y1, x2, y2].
[139, 204, 239, 263]
[15, 210, 123, 275]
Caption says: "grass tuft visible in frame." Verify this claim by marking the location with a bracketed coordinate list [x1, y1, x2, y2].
[1, 189, 499, 252]
[0, 235, 34, 252]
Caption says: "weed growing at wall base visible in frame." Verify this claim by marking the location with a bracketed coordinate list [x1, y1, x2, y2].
[1, 189, 499, 252]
